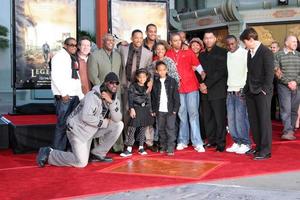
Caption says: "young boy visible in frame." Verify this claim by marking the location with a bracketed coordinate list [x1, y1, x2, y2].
[151, 61, 180, 155]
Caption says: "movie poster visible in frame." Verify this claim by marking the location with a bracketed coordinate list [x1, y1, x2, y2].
[14, 0, 77, 89]
[111, 0, 168, 43]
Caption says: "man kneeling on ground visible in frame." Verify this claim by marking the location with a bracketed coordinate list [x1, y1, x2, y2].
[36, 72, 123, 168]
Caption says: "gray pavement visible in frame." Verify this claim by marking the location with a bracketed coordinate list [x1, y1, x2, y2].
[80, 171, 300, 200]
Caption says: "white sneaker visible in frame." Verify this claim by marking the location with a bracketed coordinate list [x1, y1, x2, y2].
[226, 143, 240, 153]
[194, 145, 205, 153]
[176, 143, 188, 150]
[236, 144, 250, 154]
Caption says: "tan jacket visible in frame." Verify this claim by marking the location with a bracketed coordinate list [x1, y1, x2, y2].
[87, 49, 122, 86]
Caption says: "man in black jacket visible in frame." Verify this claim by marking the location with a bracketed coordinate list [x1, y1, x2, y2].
[199, 30, 228, 152]
[240, 27, 274, 160]
[151, 61, 180, 155]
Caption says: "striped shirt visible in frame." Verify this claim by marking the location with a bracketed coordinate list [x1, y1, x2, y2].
[274, 49, 300, 85]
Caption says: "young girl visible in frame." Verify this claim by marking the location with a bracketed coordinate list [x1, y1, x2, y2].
[120, 69, 154, 157]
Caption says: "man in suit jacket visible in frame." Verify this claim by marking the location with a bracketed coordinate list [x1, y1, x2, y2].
[88, 33, 122, 86]
[199, 30, 228, 152]
[87, 33, 123, 152]
[118, 29, 153, 149]
[240, 27, 274, 160]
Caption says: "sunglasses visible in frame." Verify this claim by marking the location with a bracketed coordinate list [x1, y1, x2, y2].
[108, 81, 119, 86]
[67, 43, 77, 47]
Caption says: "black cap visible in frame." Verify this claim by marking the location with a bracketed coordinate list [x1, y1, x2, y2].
[104, 72, 119, 84]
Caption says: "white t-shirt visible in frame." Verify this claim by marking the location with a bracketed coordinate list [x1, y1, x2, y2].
[227, 47, 248, 92]
[159, 78, 168, 112]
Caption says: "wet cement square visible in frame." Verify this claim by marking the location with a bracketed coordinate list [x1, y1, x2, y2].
[103, 158, 222, 179]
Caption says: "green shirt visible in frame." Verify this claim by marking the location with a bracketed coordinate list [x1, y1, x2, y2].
[274, 50, 300, 85]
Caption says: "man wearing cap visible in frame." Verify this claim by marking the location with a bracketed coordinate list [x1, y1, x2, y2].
[36, 72, 123, 168]
[88, 33, 124, 153]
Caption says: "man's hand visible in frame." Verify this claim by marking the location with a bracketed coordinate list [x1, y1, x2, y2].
[199, 83, 207, 94]
[288, 81, 297, 91]
[130, 108, 136, 119]
[101, 92, 113, 104]
[62, 95, 70, 103]
[274, 67, 283, 79]
[146, 80, 153, 94]
[151, 112, 156, 117]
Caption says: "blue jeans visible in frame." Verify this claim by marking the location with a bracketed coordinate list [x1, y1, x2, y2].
[277, 83, 300, 134]
[53, 96, 79, 151]
[178, 91, 203, 146]
[227, 92, 250, 145]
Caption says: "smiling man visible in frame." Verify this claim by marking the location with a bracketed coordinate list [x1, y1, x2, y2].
[51, 37, 84, 151]
[88, 33, 122, 86]
[37, 72, 123, 168]
[118, 29, 154, 151]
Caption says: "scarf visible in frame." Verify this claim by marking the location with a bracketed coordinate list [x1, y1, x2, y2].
[125, 43, 142, 82]
[70, 53, 79, 79]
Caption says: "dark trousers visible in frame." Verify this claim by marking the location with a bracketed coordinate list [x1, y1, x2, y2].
[53, 96, 79, 151]
[246, 93, 272, 155]
[157, 112, 177, 152]
[202, 98, 226, 147]
[125, 126, 147, 147]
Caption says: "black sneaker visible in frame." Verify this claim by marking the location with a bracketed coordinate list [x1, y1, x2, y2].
[89, 154, 113, 162]
[36, 147, 52, 167]
[120, 150, 132, 157]
[138, 148, 148, 155]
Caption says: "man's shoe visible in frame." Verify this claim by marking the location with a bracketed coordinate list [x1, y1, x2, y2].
[281, 133, 296, 141]
[194, 145, 205, 152]
[253, 153, 271, 160]
[235, 144, 251, 154]
[90, 154, 113, 162]
[36, 147, 52, 167]
[245, 148, 257, 155]
[216, 145, 225, 152]
[204, 143, 217, 148]
[226, 143, 240, 153]
[176, 143, 188, 150]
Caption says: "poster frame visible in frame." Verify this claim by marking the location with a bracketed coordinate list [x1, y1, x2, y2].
[12, 0, 80, 90]
[108, 0, 169, 43]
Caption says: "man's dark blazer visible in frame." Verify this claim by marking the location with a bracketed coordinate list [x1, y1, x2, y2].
[243, 44, 274, 95]
[199, 45, 228, 101]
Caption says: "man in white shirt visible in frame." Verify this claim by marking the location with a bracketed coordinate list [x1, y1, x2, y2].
[225, 35, 251, 154]
[51, 37, 84, 151]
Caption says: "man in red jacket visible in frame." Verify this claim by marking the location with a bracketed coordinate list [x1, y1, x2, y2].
[165, 33, 205, 153]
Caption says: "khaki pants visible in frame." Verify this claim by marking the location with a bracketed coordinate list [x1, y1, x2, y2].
[48, 121, 123, 168]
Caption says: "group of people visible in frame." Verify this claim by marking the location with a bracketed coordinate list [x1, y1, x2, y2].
[36, 23, 300, 168]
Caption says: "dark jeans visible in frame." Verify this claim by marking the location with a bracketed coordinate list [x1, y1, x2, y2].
[277, 83, 300, 134]
[158, 112, 177, 152]
[53, 96, 79, 151]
